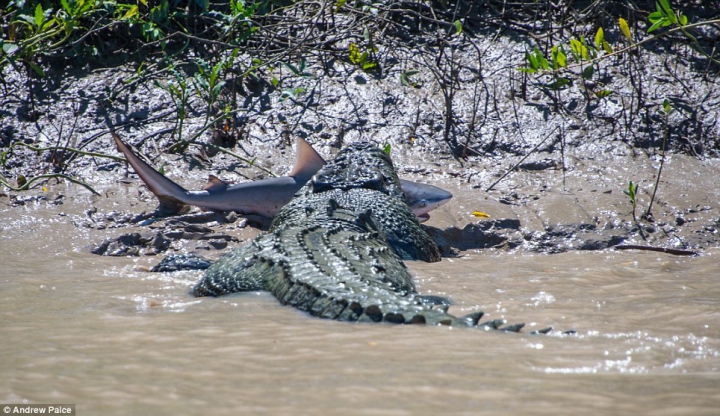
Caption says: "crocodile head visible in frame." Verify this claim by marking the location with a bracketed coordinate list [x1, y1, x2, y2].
[310, 142, 404, 199]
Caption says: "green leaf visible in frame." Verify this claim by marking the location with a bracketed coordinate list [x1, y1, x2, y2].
[579, 37, 590, 59]
[27, 61, 45, 77]
[551, 45, 567, 68]
[657, 0, 677, 23]
[283, 61, 300, 75]
[594, 27, 604, 50]
[34, 4, 44, 28]
[582, 65, 594, 80]
[60, 0, 71, 14]
[454, 20, 463, 35]
[680, 14, 688, 26]
[648, 11, 663, 23]
[382, 143, 391, 155]
[602, 40, 613, 54]
[2, 43, 19, 55]
[335, 0, 346, 12]
[570, 39, 587, 60]
[619, 18, 632, 40]
[662, 98, 672, 114]
[528, 47, 548, 70]
[271, 76, 279, 88]
[544, 77, 571, 90]
[536, 47, 549, 70]
[623, 181, 638, 200]
[657, 0, 671, 14]
[362, 61, 378, 71]
[648, 19, 665, 33]
[123, 5, 139, 19]
[525, 50, 538, 70]
[595, 90, 612, 98]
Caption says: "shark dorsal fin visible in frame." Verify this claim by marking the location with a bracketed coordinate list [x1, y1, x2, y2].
[203, 175, 229, 193]
[289, 138, 326, 179]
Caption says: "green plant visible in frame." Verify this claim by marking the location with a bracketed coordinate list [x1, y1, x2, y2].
[276, 57, 313, 102]
[279, 86, 305, 102]
[623, 180, 640, 222]
[206, 0, 260, 44]
[400, 69, 420, 87]
[518, 0, 720, 104]
[192, 56, 231, 124]
[1, 0, 108, 76]
[348, 28, 379, 72]
[282, 57, 313, 79]
[154, 66, 191, 152]
[519, 26, 612, 96]
[647, 0, 718, 64]
[648, 0, 688, 33]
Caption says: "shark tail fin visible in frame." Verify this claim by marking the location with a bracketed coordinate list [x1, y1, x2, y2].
[112, 131, 190, 214]
[288, 138, 326, 180]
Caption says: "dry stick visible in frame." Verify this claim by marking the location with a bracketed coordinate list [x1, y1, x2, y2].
[645, 106, 670, 219]
[560, 124, 566, 191]
[0, 173, 101, 195]
[485, 125, 559, 192]
[5, 142, 126, 163]
[614, 244, 698, 256]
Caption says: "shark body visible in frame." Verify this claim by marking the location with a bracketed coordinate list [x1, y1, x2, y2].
[112, 133, 452, 221]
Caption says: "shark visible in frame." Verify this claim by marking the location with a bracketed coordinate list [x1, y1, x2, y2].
[112, 132, 452, 221]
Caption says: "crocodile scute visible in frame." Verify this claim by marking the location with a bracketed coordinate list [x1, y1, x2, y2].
[191, 142, 534, 331]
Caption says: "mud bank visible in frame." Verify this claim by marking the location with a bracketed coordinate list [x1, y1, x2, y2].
[2, 4, 719, 257]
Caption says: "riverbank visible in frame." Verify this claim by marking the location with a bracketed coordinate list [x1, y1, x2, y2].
[2, 1, 719, 256]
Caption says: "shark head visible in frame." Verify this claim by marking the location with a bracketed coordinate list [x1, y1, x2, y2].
[399, 179, 453, 222]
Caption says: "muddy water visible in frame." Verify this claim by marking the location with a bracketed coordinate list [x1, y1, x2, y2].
[1, 187, 719, 415]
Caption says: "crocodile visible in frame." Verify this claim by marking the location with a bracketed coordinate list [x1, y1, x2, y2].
[192, 141, 539, 331]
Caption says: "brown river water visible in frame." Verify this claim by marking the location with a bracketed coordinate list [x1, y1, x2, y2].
[1, 185, 719, 415]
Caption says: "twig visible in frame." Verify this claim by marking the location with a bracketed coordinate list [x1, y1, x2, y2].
[485, 126, 559, 192]
[614, 244, 698, 256]
[2, 141, 126, 163]
[159, 111, 279, 178]
[0, 173, 100, 195]
[645, 102, 671, 219]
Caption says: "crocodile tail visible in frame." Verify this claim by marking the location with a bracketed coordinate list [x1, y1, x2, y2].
[191, 238, 268, 296]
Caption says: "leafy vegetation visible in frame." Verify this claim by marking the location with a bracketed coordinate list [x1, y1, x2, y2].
[1, 0, 718, 203]
[624, 180, 640, 223]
